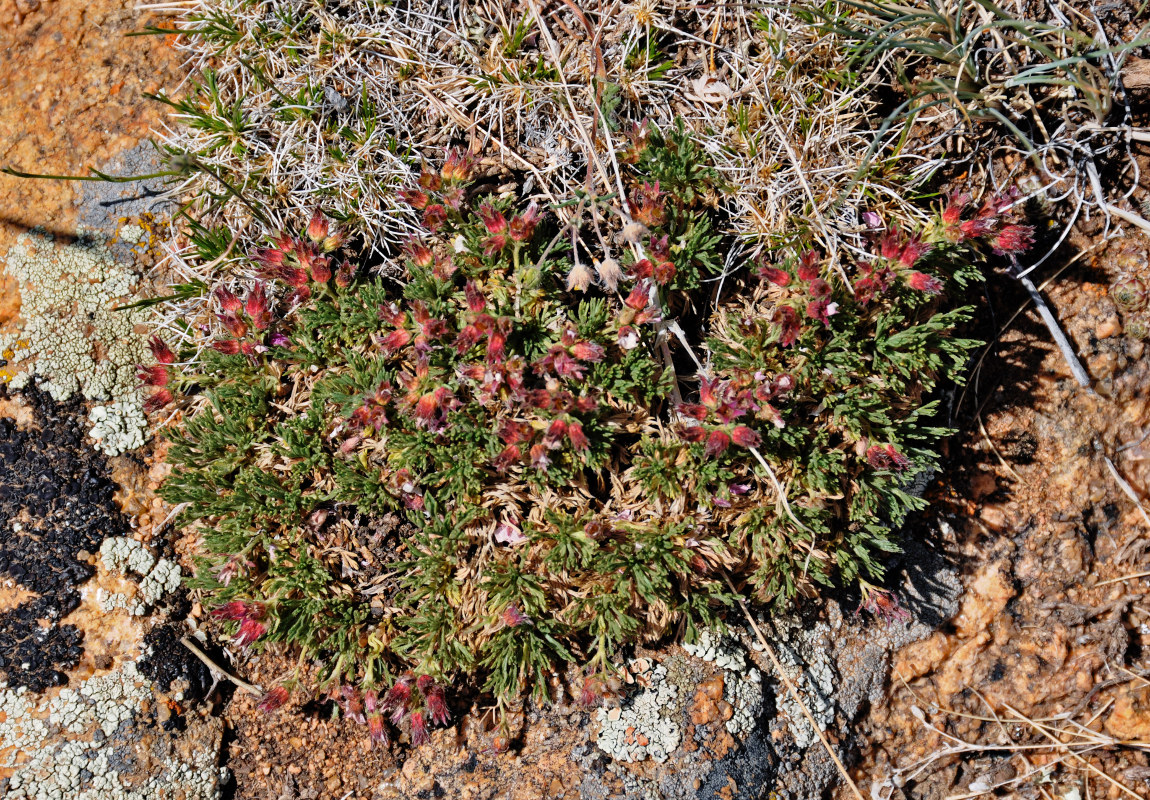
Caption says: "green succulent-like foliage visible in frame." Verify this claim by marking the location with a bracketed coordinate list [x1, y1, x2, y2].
[158, 124, 1027, 723]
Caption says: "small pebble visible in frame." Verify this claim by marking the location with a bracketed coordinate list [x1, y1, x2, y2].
[1097, 317, 1121, 339]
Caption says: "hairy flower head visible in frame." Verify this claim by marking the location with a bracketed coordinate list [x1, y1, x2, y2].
[992, 224, 1035, 256]
[148, 336, 176, 365]
[596, 258, 624, 291]
[258, 685, 290, 713]
[509, 202, 540, 242]
[906, 271, 943, 294]
[566, 262, 594, 292]
[137, 364, 169, 387]
[306, 209, 329, 243]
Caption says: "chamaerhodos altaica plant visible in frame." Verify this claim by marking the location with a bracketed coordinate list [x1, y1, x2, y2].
[147, 123, 1035, 745]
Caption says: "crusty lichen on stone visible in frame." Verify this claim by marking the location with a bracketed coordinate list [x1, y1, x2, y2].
[0, 227, 150, 455]
[98, 537, 182, 614]
[0, 660, 224, 800]
[749, 617, 836, 749]
[595, 660, 683, 763]
[594, 632, 765, 765]
[683, 629, 764, 737]
[89, 401, 148, 457]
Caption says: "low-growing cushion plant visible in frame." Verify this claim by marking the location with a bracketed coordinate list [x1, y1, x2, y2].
[148, 124, 1033, 744]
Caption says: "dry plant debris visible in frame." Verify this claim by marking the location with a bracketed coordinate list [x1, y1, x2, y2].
[146, 0, 935, 259]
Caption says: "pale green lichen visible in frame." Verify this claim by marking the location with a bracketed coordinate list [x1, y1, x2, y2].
[0, 662, 224, 800]
[0, 228, 150, 456]
[89, 402, 148, 457]
[595, 661, 682, 763]
[750, 618, 836, 749]
[98, 536, 182, 613]
[683, 630, 764, 736]
[594, 634, 764, 764]
[116, 224, 147, 245]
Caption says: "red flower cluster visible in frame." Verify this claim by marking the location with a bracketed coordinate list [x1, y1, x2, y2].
[398, 361, 458, 432]
[139, 335, 177, 412]
[477, 202, 541, 256]
[144, 212, 353, 420]
[940, 189, 1035, 255]
[363, 689, 387, 745]
[878, 228, 933, 268]
[400, 148, 543, 248]
[501, 604, 532, 628]
[852, 260, 897, 305]
[906, 271, 942, 294]
[211, 601, 267, 647]
[856, 223, 944, 299]
[305, 208, 347, 253]
[351, 261, 611, 474]
[257, 685, 290, 713]
[854, 190, 1036, 305]
[757, 250, 839, 338]
[628, 181, 667, 228]
[856, 586, 912, 626]
[865, 443, 910, 472]
[577, 675, 606, 707]
[254, 212, 354, 304]
[441, 148, 474, 183]
[675, 371, 793, 457]
[614, 280, 662, 351]
[490, 380, 599, 473]
[354, 155, 674, 488]
[335, 672, 450, 747]
[378, 301, 452, 359]
[758, 264, 790, 286]
[349, 380, 392, 434]
[209, 282, 286, 356]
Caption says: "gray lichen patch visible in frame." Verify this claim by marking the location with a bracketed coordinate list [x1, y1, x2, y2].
[723, 667, 764, 737]
[0, 661, 225, 800]
[595, 661, 682, 763]
[682, 629, 764, 737]
[0, 227, 150, 456]
[594, 632, 765, 765]
[98, 537, 182, 614]
[748, 617, 838, 750]
[682, 628, 747, 672]
[88, 401, 148, 458]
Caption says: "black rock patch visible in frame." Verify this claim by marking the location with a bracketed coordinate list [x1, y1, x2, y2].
[0, 384, 129, 691]
[138, 623, 213, 703]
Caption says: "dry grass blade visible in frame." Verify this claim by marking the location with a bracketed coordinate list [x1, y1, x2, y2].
[726, 573, 867, 800]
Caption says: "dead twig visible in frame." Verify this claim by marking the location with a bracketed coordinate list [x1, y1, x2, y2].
[180, 635, 263, 695]
[1016, 267, 1094, 391]
[725, 573, 867, 800]
[1004, 702, 1143, 799]
[1096, 441, 1150, 542]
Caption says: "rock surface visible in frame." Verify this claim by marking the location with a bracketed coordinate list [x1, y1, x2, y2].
[0, 4, 220, 798]
[844, 230, 1150, 799]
